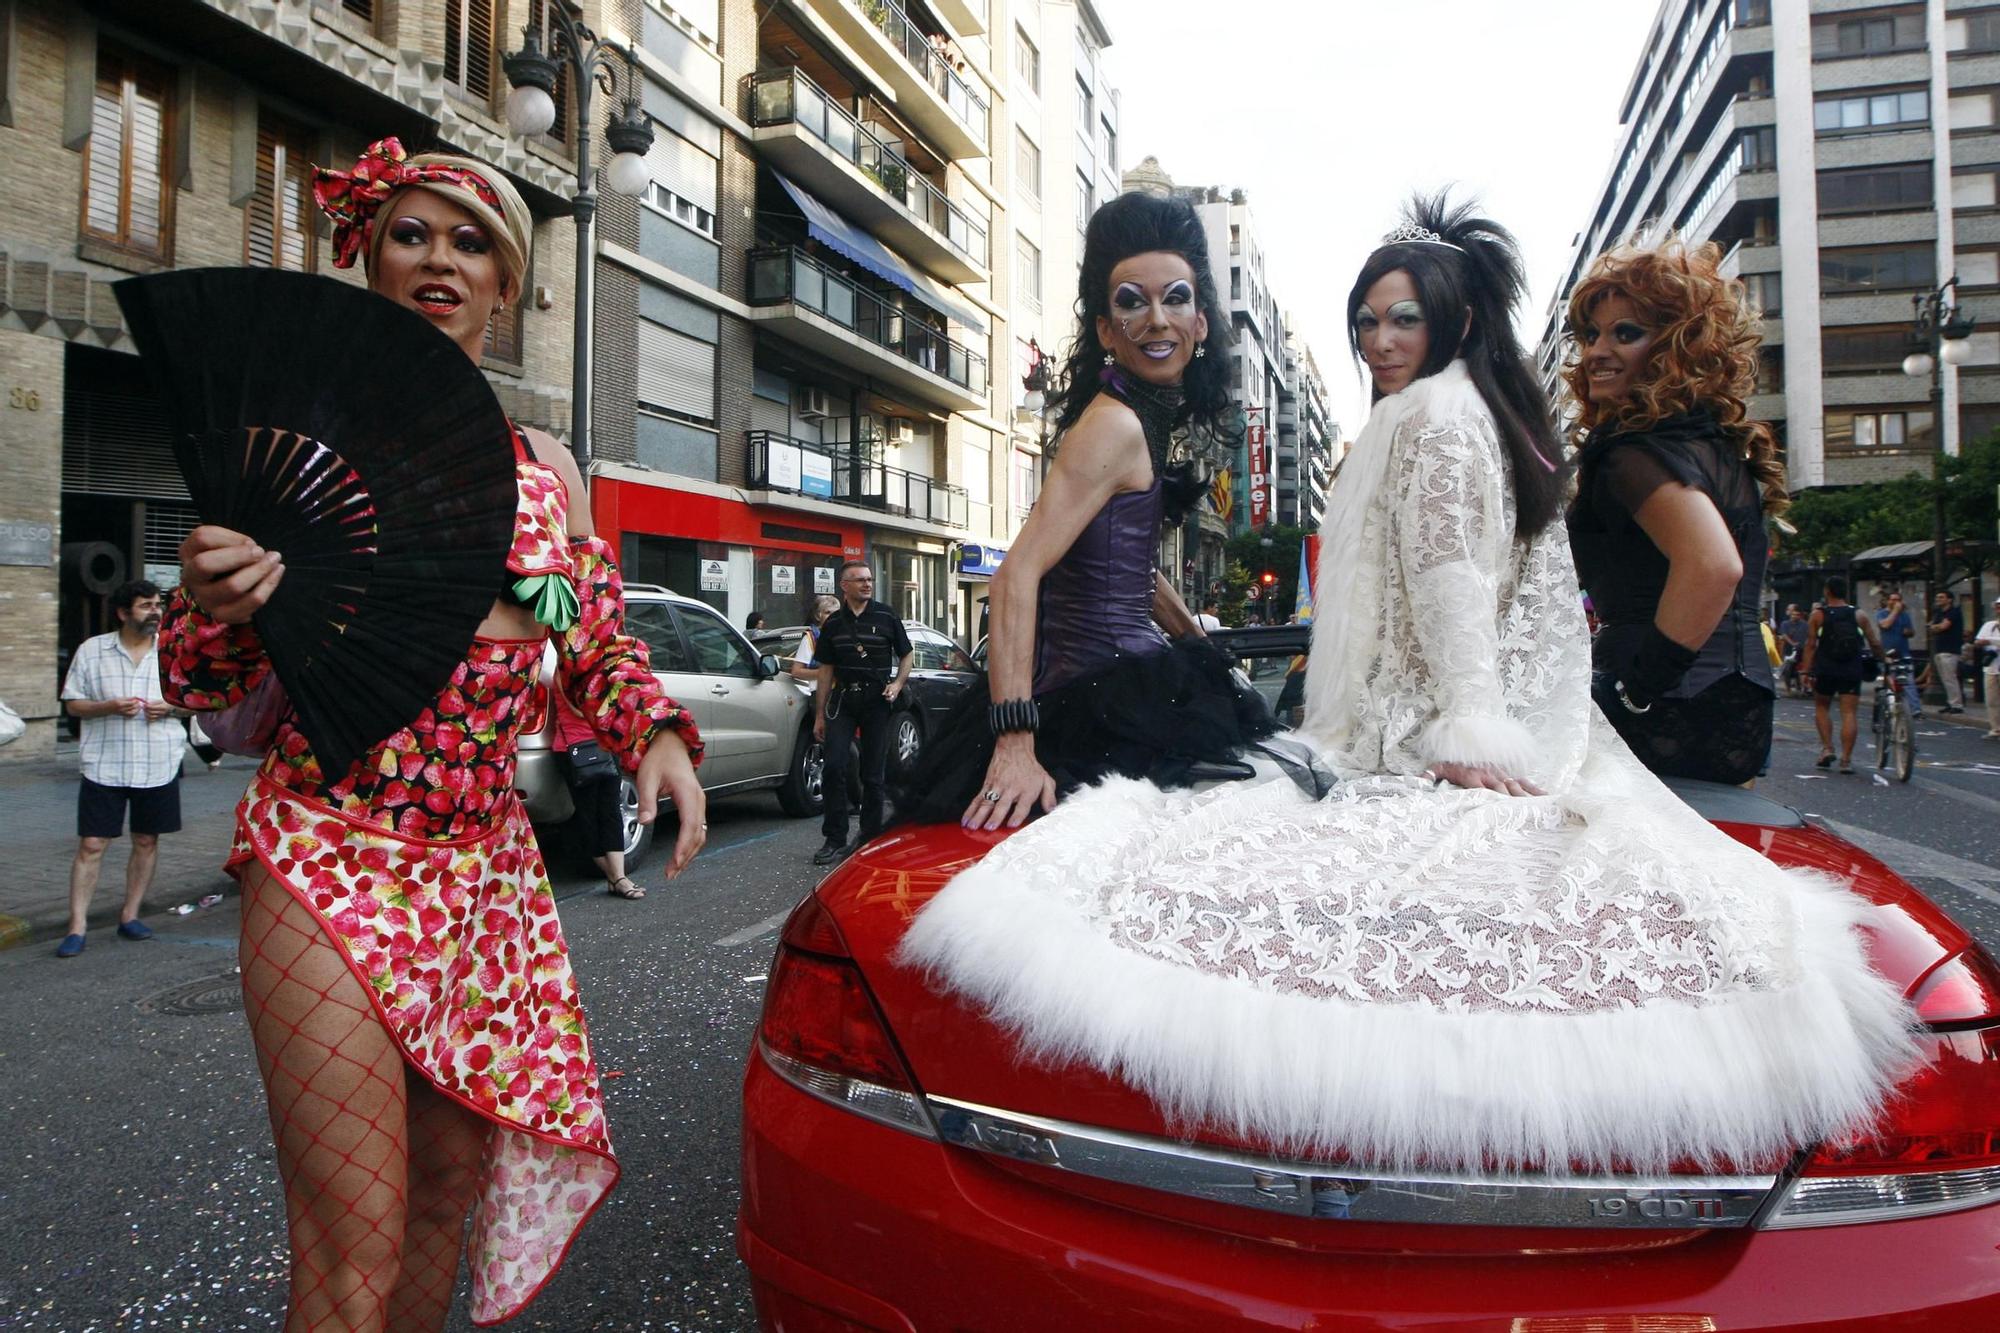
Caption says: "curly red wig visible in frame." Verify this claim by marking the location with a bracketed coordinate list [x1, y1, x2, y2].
[1562, 235, 1788, 519]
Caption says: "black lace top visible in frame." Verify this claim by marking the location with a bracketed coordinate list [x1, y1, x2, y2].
[1099, 368, 1204, 523]
[1567, 409, 1775, 699]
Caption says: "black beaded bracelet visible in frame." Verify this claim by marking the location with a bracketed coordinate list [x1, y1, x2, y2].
[988, 698, 1041, 737]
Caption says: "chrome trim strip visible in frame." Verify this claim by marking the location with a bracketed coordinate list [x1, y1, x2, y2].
[927, 1096, 1777, 1230]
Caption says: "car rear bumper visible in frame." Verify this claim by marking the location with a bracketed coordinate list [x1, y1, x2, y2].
[738, 1046, 2000, 1331]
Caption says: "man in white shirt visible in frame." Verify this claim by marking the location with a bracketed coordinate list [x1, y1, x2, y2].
[56, 580, 185, 957]
[1977, 598, 2000, 741]
[1194, 598, 1223, 634]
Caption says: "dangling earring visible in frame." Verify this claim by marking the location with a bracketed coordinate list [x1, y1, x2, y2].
[1194, 346, 1206, 359]
[1103, 352, 1115, 366]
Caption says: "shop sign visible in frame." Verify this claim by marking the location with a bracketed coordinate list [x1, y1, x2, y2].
[958, 543, 1006, 578]
[0, 520, 53, 567]
[800, 450, 835, 498]
[767, 438, 802, 491]
[700, 558, 729, 591]
[1247, 420, 1269, 529]
[813, 566, 836, 594]
[772, 565, 797, 594]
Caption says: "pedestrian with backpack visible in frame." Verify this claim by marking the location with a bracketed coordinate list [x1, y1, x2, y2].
[1799, 576, 1884, 773]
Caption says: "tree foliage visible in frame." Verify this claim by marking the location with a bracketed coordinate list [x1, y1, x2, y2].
[1781, 432, 2000, 565]
[1222, 524, 1307, 622]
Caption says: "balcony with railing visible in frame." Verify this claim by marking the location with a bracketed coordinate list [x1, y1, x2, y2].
[746, 431, 970, 531]
[748, 68, 988, 283]
[747, 246, 988, 412]
[805, 0, 990, 158]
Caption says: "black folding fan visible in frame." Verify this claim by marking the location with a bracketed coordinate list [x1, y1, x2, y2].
[113, 268, 519, 781]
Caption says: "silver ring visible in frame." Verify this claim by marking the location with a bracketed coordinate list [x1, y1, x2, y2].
[984, 789, 1002, 802]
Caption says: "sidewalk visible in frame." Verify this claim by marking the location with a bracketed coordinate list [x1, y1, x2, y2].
[0, 746, 257, 951]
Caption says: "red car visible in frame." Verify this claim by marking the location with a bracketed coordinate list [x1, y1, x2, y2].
[738, 777, 2000, 1331]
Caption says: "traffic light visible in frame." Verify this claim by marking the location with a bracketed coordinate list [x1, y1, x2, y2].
[1259, 570, 1278, 588]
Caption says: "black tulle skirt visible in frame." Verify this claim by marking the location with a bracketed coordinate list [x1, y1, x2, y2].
[894, 637, 1282, 825]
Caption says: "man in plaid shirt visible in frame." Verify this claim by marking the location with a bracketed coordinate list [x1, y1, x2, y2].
[55, 579, 186, 958]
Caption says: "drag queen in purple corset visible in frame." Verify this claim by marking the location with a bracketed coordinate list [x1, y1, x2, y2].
[901, 191, 1277, 829]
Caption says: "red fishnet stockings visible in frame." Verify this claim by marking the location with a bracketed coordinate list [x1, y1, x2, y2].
[239, 867, 487, 1332]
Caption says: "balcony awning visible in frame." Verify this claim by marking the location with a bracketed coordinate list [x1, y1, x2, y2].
[773, 172, 987, 334]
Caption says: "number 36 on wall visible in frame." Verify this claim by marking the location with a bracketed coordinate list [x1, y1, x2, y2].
[8, 387, 42, 410]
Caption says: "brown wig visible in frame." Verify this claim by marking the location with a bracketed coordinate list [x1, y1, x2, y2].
[1561, 234, 1789, 520]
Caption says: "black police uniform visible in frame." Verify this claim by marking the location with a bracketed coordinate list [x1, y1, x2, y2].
[815, 598, 912, 845]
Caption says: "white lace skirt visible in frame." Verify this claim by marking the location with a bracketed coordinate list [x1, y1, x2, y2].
[899, 718, 1918, 1174]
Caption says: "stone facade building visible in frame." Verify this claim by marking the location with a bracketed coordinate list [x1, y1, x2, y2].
[0, 0, 584, 759]
[1537, 0, 2000, 492]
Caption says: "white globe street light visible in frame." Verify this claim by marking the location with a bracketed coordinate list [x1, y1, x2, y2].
[1941, 336, 1975, 367]
[1903, 351, 1936, 379]
[504, 83, 557, 138]
[605, 149, 650, 197]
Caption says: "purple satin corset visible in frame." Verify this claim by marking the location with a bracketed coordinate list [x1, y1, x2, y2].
[1033, 479, 1167, 693]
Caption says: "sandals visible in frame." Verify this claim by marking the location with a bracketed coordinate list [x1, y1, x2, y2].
[607, 876, 646, 901]
[1815, 752, 1835, 769]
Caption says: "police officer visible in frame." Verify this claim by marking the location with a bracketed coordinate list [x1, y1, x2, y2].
[812, 561, 913, 864]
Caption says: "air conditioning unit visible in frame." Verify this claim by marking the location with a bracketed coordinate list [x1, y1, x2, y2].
[887, 418, 916, 445]
[796, 386, 833, 419]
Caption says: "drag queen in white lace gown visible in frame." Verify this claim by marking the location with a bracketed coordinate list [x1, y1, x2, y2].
[902, 196, 1916, 1175]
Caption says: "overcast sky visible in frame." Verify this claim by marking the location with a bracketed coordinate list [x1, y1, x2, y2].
[1096, 0, 1663, 435]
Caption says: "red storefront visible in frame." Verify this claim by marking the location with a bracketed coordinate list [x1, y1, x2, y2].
[591, 468, 865, 630]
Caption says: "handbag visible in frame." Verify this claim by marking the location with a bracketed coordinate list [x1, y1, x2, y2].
[202, 674, 290, 757]
[562, 739, 619, 784]
[0, 698, 24, 748]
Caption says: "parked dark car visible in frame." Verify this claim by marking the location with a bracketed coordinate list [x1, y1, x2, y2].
[757, 620, 980, 779]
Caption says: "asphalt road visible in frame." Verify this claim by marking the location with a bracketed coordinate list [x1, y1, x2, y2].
[1, 693, 1996, 1332]
[0, 787, 824, 1333]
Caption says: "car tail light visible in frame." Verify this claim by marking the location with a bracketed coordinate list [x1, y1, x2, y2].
[1911, 949, 2000, 1027]
[1763, 1004, 2000, 1228]
[757, 895, 935, 1138]
[517, 682, 551, 738]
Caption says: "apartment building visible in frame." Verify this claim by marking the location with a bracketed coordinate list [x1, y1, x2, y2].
[1284, 334, 1336, 529]
[0, 0, 585, 759]
[587, 0, 1116, 644]
[1537, 0, 2000, 493]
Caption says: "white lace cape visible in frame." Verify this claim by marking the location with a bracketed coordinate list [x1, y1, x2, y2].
[900, 367, 1917, 1174]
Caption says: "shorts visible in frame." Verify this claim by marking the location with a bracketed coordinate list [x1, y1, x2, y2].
[78, 776, 182, 838]
[1813, 673, 1861, 698]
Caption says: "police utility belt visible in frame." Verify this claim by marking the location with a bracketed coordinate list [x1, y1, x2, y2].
[827, 671, 890, 718]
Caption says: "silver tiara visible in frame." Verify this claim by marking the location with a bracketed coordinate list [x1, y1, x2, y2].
[1380, 221, 1466, 252]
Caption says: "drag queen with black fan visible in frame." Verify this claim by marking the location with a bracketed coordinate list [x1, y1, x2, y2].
[902, 194, 1914, 1179]
[156, 140, 703, 1329]
[904, 190, 1276, 830]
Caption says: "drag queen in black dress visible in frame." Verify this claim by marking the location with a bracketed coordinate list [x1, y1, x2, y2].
[905, 191, 1275, 829]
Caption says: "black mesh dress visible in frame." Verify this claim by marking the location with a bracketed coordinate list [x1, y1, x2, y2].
[1568, 410, 1776, 785]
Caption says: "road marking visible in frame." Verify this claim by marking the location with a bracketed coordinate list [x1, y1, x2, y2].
[1912, 775, 2000, 817]
[1817, 817, 2000, 887]
[713, 908, 792, 948]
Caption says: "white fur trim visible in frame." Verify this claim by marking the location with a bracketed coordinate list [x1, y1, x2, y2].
[1419, 712, 1539, 775]
[898, 778, 1919, 1175]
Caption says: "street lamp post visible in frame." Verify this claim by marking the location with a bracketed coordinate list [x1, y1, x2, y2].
[1902, 278, 1976, 598]
[503, 2, 656, 483]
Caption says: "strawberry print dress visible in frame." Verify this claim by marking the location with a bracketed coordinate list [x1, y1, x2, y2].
[160, 432, 700, 1325]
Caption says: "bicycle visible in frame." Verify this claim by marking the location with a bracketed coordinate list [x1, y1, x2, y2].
[1872, 652, 1917, 782]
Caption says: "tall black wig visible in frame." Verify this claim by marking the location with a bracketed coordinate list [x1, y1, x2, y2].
[1348, 191, 1570, 536]
[1050, 191, 1235, 462]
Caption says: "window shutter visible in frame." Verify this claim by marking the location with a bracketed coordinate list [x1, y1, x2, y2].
[446, 0, 495, 100]
[647, 129, 717, 212]
[637, 319, 716, 421]
[81, 48, 173, 259]
[531, 1, 570, 144]
[484, 304, 523, 365]
[85, 73, 126, 239]
[245, 113, 314, 270]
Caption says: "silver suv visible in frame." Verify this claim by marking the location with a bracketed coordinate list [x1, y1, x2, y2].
[515, 584, 823, 868]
